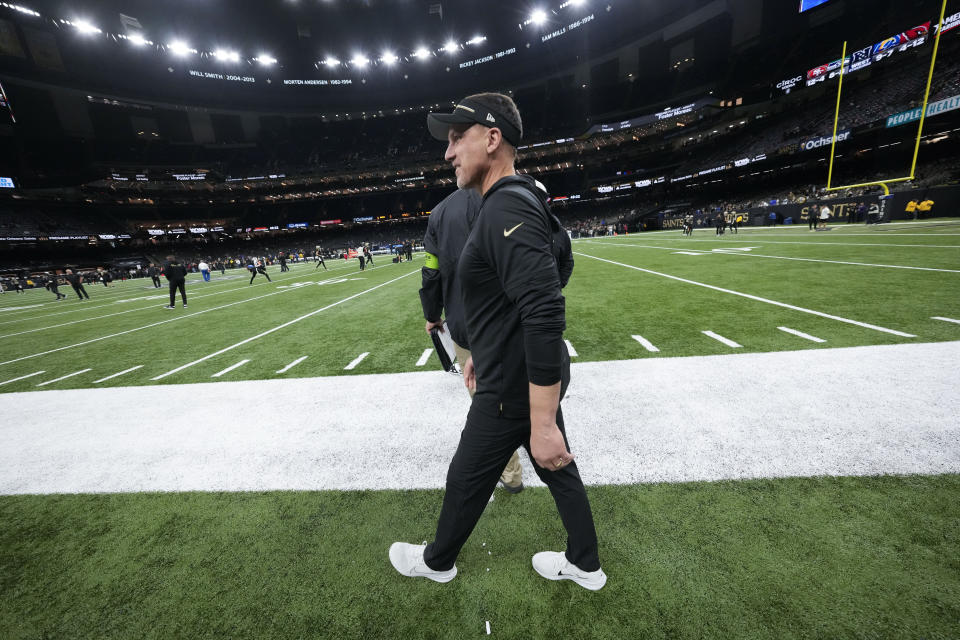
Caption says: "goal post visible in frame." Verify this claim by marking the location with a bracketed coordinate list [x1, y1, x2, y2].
[825, 0, 949, 196]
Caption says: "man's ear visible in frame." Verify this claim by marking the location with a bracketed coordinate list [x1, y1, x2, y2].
[486, 127, 503, 155]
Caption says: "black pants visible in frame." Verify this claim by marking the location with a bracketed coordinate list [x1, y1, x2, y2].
[808, 216, 816, 230]
[72, 283, 89, 299]
[169, 280, 186, 306]
[424, 405, 600, 573]
[315, 258, 326, 270]
[358, 257, 365, 270]
[365, 255, 373, 265]
[151, 275, 161, 288]
[281, 263, 288, 272]
[50, 285, 64, 299]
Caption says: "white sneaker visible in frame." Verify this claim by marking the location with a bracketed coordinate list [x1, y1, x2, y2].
[532, 551, 607, 591]
[389, 542, 457, 583]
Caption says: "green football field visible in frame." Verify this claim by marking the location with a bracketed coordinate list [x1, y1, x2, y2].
[1, 219, 959, 639]
[1, 219, 958, 389]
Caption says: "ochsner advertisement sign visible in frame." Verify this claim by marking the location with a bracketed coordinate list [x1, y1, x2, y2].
[799, 129, 851, 152]
[886, 94, 960, 128]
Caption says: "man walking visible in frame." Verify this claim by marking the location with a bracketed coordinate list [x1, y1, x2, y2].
[198, 260, 211, 282]
[162, 255, 187, 309]
[420, 187, 526, 495]
[64, 269, 89, 300]
[148, 263, 162, 288]
[314, 248, 327, 271]
[391, 92, 605, 591]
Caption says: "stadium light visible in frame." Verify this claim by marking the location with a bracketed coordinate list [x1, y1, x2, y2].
[413, 47, 430, 59]
[126, 33, 149, 46]
[443, 40, 458, 53]
[530, 9, 548, 25]
[72, 19, 101, 34]
[167, 40, 194, 56]
[351, 54, 369, 67]
[323, 56, 340, 66]
[381, 51, 398, 65]
[467, 35, 486, 45]
[213, 49, 240, 63]
[4, 4, 40, 17]
[256, 53, 277, 65]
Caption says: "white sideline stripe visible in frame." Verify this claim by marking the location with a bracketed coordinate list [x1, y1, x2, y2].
[151, 269, 418, 381]
[778, 327, 826, 343]
[93, 365, 143, 383]
[344, 352, 369, 370]
[212, 360, 250, 378]
[415, 349, 433, 367]
[5, 341, 957, 494]
[631, 334, 660, 352]
[0, 267, 390, 369]
[0, 262, 355, 329]
[575, 252, 917, 338]
[564, 339, 578, 357]
[0, 371, 44, 387]
[932, 316, 960, 325]
[36, 368, 92, 387]
[702, 331, 742, 348]
[276, 356, 308, 374]
[606, 242, 960, 273]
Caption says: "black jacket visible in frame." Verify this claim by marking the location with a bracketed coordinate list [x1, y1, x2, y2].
[419, 188, 482, 348]
[163, 261, 187, 282]
[458, 174, 570, 419]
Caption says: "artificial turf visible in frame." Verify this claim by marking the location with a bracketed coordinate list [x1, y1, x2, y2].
[1, 220, 958, 392]
[1, 474, 958, 639]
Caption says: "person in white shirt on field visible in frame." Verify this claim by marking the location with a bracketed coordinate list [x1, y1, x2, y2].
[819, 205, 831, 230]
[198, 260, 211, 282]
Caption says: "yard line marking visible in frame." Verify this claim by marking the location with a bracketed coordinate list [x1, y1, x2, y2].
[575, 252, 916, 338]
[0, 371, 44, 387]
[212, 360, 250, 378]
[702, 331, 742, 348]
[0, 262, 356, 326]
[631, 334, 661, 352]
[150, 268, 419, 381]
[0, 274, 349, 368]
[276, 356, 308, 374]
[564, 339, 579, 357]
[932, 316, 960, 325]
[603, 242, 960, 273]
[778, 327, 826, 343]
[415, 349, 433, 367]
[344, 352, 369, 370]
[92, 365, 144, 383]
[621, 239, 960, 249]
[36, 368, 92, 387]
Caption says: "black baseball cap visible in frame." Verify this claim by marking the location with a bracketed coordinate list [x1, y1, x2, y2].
[427, 95, 522, 147]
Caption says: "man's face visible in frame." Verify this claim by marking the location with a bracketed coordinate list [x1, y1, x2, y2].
[445, 123, 489, 190]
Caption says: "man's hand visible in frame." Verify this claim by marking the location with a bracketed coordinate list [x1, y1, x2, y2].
[529, 381, 571, 471]
[425, 319, 444, 335]
[530, 423, 574, 471]
[463, 355, 476, 394]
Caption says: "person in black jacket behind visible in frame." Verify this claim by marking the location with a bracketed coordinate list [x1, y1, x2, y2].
[162, 255, 188, 309]
[64, 269, 89, 300]
[391, 92, 605, 591]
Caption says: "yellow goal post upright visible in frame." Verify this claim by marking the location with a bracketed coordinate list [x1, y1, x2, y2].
[824, 0, 950, 197]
